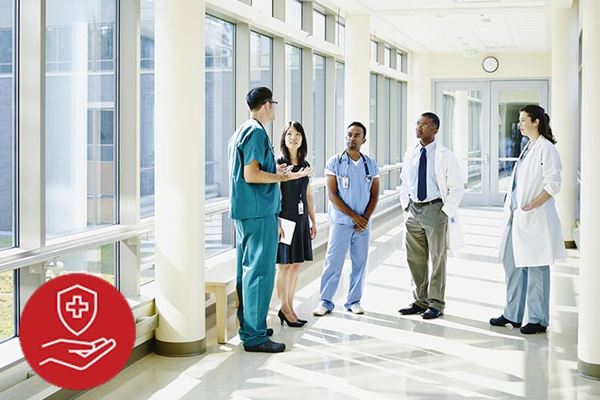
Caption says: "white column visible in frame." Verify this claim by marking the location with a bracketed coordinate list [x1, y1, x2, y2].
[344, 14, 370, 147]
[578, 0, 600, 379]
[155, 0, 206, 356]
[552, 4, 579, 246]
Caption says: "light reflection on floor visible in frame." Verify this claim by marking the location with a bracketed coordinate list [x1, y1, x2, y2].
[81, 207, 600, 400]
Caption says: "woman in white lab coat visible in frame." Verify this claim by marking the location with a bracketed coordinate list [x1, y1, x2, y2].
[490, 105, 565, 334]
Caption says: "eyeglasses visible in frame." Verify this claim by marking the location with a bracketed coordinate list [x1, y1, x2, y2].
[415, 121, 430, 128]
[266, 100, 279, 105]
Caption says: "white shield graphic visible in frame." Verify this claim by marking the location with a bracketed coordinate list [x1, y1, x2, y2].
[57, 284, 98, 336]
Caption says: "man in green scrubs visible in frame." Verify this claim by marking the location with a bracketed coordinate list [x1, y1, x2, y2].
[228, 87, 311, 353]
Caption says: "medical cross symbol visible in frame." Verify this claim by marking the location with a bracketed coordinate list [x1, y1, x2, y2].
[65, 296, 89, 319]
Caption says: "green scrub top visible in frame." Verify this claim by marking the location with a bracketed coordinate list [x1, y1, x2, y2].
[228, 119, 281, 220]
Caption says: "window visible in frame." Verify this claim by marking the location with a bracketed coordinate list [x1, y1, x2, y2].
[140, 0, 155, 217]
[44, 244, 117, 285]
[313, 54, 326, 213]
[252, 0, 272, 16]
[336, 21, 345, 50]
[383, 78, 391, 189]
[397, 51, 404, 72]
[335, 62, 345, 152]
[370, 40, 378, 63]
[369, 74, 377, 157]
[384, 47, 391, 67]
[286, 0, 302, 30]
[0, 270, 14, 341]
[285, 44, 302, 122]
[0, 0, 15, 250]
[397, 81, 405, 163]
[312, 54, 326, 176]
[313, 9, 326, 41]
[250, 31, 272, 89]
[206, 15, 235, 201]
[46, 0, 118, 238]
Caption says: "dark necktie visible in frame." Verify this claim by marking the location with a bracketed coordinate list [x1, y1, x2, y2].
[418, 147, 427, 201]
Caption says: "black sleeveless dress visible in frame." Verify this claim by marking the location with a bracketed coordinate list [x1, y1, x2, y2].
[276, 159, 313, 264]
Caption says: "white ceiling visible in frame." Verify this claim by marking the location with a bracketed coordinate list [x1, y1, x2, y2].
[330, 0, 566, 54]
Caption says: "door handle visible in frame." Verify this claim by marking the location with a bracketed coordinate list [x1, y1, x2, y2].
[482, 154, 489, 165]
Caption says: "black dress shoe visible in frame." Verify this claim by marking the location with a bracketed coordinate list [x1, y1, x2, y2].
[244, 339, 286, 353]
[489, 315, 521, 328]
[520, 323, 547, 334]
[422, 307, 443, 319]
[398, 303, 427, 315]
[267, 328, 274, 336]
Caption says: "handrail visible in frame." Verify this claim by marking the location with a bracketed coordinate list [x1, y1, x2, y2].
[0, 163, 404, 273]
[0, 220, 154, 274]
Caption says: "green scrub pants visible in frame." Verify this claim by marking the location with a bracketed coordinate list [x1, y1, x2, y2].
[234, 214, 278, 347]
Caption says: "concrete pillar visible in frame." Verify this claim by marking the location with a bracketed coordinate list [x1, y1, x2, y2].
[344, 14, 371, 149]
[552, 3, 579, 247]
[154, 0, 206, 356]
[578, 0, 600, 379]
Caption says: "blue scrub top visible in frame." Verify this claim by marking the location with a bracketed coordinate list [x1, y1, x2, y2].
[228, 119, 281, 220]
[325, 152, 379, 225]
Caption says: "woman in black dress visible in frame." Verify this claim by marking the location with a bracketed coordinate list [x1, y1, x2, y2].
[276, 121, 317, 327]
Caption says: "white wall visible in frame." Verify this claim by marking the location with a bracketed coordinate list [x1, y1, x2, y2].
[430, 53, 551, 79]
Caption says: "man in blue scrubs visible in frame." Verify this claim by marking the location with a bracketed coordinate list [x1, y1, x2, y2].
[229, 87, 311, 353]
[313, 122, 380, 316]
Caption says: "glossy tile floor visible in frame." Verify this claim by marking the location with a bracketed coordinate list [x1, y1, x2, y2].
[81, 207, 600, 400]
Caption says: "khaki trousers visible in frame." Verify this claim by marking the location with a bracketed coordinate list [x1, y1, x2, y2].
[405, 200, 448, 311]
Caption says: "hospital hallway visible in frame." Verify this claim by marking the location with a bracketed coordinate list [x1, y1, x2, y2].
[80, 207, 600, 400]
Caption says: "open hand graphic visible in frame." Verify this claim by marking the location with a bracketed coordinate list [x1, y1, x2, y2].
[39, 338, 117, 371]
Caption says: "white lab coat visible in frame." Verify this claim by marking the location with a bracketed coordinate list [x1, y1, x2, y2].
[499, 136, 565, 267]
[400, 141, 466, 250]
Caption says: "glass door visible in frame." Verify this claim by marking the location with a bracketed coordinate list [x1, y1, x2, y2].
[434, 81, 491, 205]
[490, 80, 549, 205]
[434, 80, 549, 206]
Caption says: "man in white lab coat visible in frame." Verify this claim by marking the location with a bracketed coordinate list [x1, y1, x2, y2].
[399, 112, 465, 319]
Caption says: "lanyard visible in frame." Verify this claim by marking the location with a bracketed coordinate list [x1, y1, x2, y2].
[338, 151, 372, 182]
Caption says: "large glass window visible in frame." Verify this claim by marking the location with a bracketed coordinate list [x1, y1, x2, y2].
[252, 0, 272, 16]
[45, 0, 117, 238]
[382, 78, 391, 190]
[44, 243, 117, 285]
[313, 10, 326, 41]
[0, 270, 14, 341]
[284, 44, 301, 122]
[285, 0, 302, 30]
[335, 62, 345, 152]
[369, 73, 377, 157]
[0, 0, 14, 250]
[205, 15, 235, 257]
[397, 81, 404, 163]
[250, 31, 272, 90]
[312, 54, 326, 176]
[336, 21, 345, 51]
[206, 16, 235, 201]
[140, 0, 155, 217]
[370, 40, 378, 63]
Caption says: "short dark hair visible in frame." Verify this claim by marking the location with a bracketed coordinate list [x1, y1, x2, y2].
[347, 121, 367, 138]
[246, 87, 273, 111]
[421, 112, 440, 129]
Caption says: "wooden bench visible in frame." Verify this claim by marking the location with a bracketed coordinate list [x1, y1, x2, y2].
[205, 263, 237, 344]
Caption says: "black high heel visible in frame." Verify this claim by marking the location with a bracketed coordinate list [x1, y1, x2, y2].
[296, 318, 308, 324]
[278, 310, 305, 327]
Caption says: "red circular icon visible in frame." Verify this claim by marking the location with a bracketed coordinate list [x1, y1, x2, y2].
[20, 273, 135, 390]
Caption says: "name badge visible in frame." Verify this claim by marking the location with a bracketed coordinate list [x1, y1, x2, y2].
[298, 201, 304, 215]
[342, 176, 349, 188]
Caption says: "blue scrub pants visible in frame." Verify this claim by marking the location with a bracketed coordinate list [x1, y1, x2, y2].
[234, 214, 278, 347]
[319, 223, 370, 311]
[503, 217, 550, 326]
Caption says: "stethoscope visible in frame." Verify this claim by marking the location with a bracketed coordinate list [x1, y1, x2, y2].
[338, 150, 372, 183]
